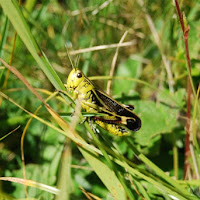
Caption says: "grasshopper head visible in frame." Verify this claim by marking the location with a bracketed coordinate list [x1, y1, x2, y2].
[66, 68, 85, 91]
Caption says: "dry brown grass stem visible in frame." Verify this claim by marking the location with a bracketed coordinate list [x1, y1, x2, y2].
[92, 0, 113, 15]
[106, 31, 128, 95]
[68, 6, 95, 16]
[99, 17, 144, 38]
[69, 40, 136, 55]
[136, 0, 174, 93]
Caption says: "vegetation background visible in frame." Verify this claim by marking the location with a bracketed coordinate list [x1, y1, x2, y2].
[0, 0, 200, 199]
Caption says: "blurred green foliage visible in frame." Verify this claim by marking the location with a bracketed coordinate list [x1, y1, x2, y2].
[0, 0, 200, 199]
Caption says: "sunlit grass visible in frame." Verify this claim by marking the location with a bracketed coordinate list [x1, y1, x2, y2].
[0, 0, 200, 199]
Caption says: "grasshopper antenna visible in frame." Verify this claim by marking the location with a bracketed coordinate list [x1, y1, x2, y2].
[65, 42, 75, 69]
[75, 55, 80, 68]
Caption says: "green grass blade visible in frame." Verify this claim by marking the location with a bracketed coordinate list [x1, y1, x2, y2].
[0, 0, 64, 91]
[0, 16, 9, 83]
[79, 147, 126, 200]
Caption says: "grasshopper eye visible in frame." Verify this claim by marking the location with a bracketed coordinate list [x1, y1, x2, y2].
[77, 72, 82, 78]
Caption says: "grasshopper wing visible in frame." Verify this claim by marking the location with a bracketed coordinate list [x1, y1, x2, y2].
[94, 89, 141, 131]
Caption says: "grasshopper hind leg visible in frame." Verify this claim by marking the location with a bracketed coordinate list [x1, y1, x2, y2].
[126, 118, 141, 131]
[94, 119, 130, 136]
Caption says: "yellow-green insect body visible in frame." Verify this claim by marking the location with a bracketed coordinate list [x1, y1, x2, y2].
[66, 68, 141, 136]
[94, 118, 130, 136]
[67, 68, 99, 113]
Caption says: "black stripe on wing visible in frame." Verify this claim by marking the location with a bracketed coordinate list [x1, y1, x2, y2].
[95, 89, 141, 131]
[94, 89, 123, 113]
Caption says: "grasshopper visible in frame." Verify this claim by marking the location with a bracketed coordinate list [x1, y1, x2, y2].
[66, 68, 141, 136]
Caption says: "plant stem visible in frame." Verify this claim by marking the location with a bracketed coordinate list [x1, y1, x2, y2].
[174, 0, 192, 179]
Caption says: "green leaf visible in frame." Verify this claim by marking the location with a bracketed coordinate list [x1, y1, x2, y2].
[113, 57, 141, 95]
[134, 100, 179, 146]
[157, 88, 186, 108]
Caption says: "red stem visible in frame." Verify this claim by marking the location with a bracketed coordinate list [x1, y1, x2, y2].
[174, 0, 185, 32]
[174, 0, 192, 179]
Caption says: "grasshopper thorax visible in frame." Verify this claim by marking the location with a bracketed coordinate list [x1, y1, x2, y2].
[66, 68, 85, 91]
